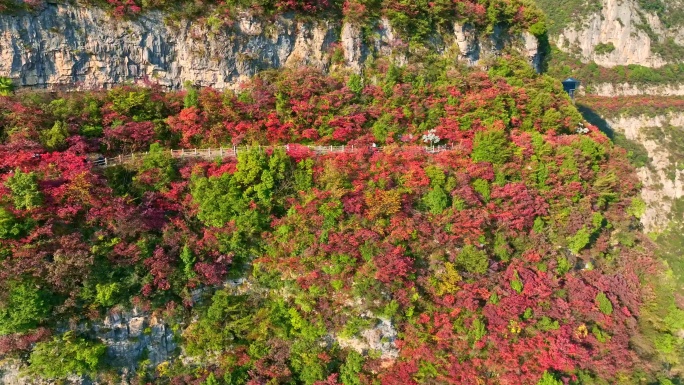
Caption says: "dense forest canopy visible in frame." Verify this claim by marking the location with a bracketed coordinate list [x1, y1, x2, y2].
[1, 54, 682, 384]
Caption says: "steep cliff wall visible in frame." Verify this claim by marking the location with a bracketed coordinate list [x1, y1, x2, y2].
[549, 0, 684, 68]
[581, 83, 684, 97]
[604, 112, 684, 232]
[0, 308, 178, 385]
[543, 0, 684, 233]
[0, 3, 540, 90]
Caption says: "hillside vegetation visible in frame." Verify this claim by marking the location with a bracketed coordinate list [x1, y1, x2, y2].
[0, 55, 682, 384]
[0, 0, 683, 383]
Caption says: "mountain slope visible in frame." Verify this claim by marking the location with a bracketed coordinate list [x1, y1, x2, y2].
[0, 1, 683, 384]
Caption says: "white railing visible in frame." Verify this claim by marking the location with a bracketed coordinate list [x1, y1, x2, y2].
[93, 144, 455, 167]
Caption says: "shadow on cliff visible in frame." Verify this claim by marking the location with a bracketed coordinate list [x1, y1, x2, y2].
[577, 102, 653, 169]
[576, 103, 615, 140]
[537, 33, 552, 74]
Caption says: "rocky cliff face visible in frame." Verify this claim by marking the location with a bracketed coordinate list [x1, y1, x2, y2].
[0, 308, 178, 385]
[605, 113, 684, 232]
[0, 3, 540, 91]
[93, 308, 177, 371]
[581, 83, 684, 97]
[555, 0, 683, 68]
[546, 0, 684, 233]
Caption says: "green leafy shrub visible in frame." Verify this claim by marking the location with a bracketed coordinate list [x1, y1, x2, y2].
[596, 292, 613, 315]
[591, 325, 611, 342]
[472, 178, 491, 201]
[594, 42, 616, 55]
[0, 207, 30, 239]
[0, 281, 51, 335]
[627, 197, 647, 219]
[5, 169, 43, 210]
[183, 290, 253, 356]
[340, 351, 364, 385]
[41, 121, 69, 150]
[0, 76, 13, 96]
[511, 271, 524, 293]
[536, 316, 560, 331]
[468, 318, 487, 343]
[422, 186, 448, 214]
[347, 74, 364, 95]
[537, 371, 563, 385]
[28, 332, 106, 379]
[133, 142, 178, 192]
[568, 227, 591, 254]
[471, 130, 511, 165]
[94, 283, 120, 307]
[456, 245, 489, 274]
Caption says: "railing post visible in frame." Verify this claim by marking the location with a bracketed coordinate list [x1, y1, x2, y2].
[208, 148, 211, 157]
[181, 148, 185, 157]
[194, 148, 198, 155]
[104, 158, 108, 166]
[119, 154, 123, 163]
[220, 147, 223, 157]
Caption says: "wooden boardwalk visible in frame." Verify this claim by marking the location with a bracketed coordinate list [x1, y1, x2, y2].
[93, 144, 455, 167]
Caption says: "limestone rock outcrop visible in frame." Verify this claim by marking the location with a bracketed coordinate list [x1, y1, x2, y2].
[0, 3, 540, 91]
[94, 308, 177, 370]
[0, 308, 177, 385]
[582, 83, 684, 97]
[604, 113, 684, 232]
[336, 318, 399, 361]
[555, 0, 684, 68]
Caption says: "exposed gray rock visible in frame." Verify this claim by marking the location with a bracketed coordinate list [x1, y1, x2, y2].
[0, 307, 178, 384]
[92, 308, 177, 369]
[582, 83, 684, 97]
[336, 317, 399, 360]
[604, 113, 684, 232]
[454, 22, 480, 65]
[0, 3, 540, 91]
[555, 0, 684, 68]
[340, 22, 365, 72]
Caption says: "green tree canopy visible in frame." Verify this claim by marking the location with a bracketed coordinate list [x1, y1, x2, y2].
[0, 281, 51, 335]
[28, 332, 106, 379]
[5, 169, 43, 210]
[471, 129, 511, 165]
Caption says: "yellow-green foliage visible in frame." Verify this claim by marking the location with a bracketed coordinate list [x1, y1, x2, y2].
[28, 332, 106, 379]
[596, 292, 613, 315]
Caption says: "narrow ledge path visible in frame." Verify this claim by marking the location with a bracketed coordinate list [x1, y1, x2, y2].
[93, 144, 456, 167]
